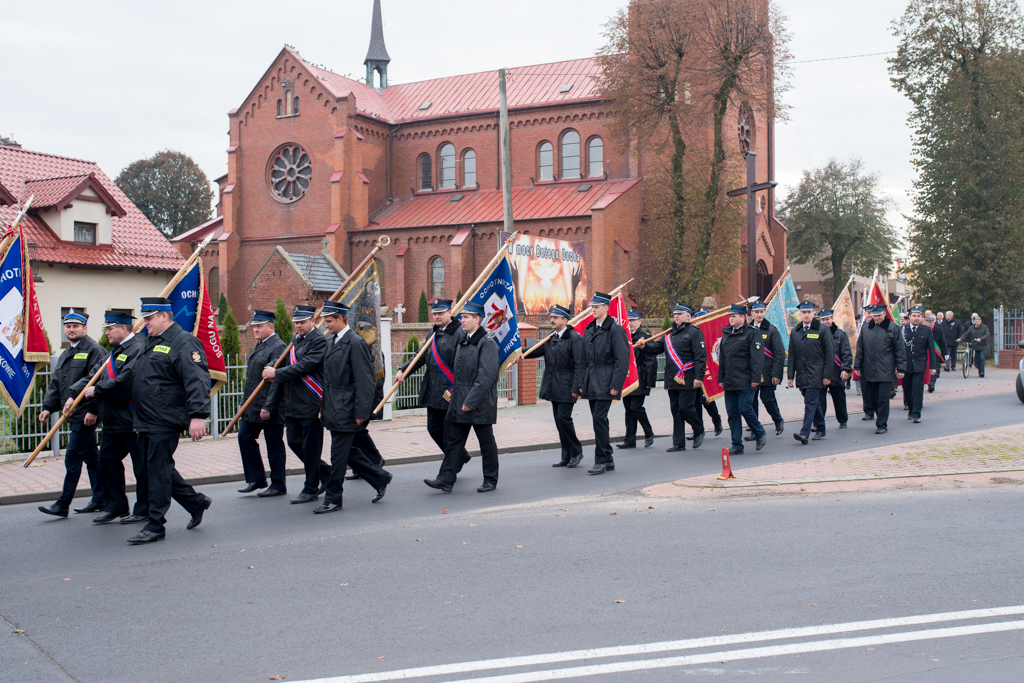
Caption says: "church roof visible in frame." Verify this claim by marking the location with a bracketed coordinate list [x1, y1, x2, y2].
[288, 252, 348, 293]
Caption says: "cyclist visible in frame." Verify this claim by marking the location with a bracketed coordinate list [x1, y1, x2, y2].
[956, 313, 990, 378]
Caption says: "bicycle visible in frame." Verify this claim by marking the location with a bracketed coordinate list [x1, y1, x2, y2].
[962, 342, 975, 379]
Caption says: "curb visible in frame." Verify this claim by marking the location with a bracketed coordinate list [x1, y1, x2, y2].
[672, 466, 1024, 489]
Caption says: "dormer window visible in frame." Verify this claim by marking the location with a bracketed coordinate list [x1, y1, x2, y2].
[74, 222, 96, 244]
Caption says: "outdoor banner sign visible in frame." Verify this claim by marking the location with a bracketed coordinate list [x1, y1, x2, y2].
[165, 258, 227, 395]
[832, 283, 859, 365]
[695, 308, 730, 402]
[572, 292, 639, 398]
[499, 231, 588, 315]
[0, 226, 49, 416]
[466, 253, 523, 375]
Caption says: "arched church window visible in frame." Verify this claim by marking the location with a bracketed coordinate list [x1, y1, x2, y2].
[277, 99, 283, 117]
[462, 149, 477, 187]
[587, 137, 604, 178]
[439, 143, 456, 189]
[430, 257, 445, 298]
[208, 267, 220, 303]
[538, 142, 554, 181]
[560, 130, 581, 180]
[293, 97, 300, 115]
[268, 144, 312, 203]
[418, 154, 432, 191]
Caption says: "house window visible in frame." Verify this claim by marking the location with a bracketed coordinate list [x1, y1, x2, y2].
[277, 99, 283, 116]
[60, 307, 86, 346]
[462, 149, 477, 187]
[439, 143, 456, 189]
[430, 257, 445, 298]
[587, 137, 604, 178]
[538, 142, 554, 181]
[418, 154, 432, 191]
[561, 130, 581, 180]
[208, 267, 220, 303]
[74, 222, 96, 244]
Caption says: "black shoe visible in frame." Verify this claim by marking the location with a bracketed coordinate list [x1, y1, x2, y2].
[92, 512, 125, 524]
[186, 495, 212, 530]
[644, 437, 655, 448]
[588, 463, 614, 475]
[839, 423, 848, 429]
[714, 423, 724, 436]
[552, 460, 570, 468]
[127, 530, 164, 545]
[567, 455, 583, 468]
[686, 433, 695, 441]
[666, 445, 685, 453]
[313, 503, 342, 514]
[728, 446, 743, 455]
[743, 434, 757, 441]
[913, 417, 921, 423]
[890, 391, 897, 399]
[862, 414, 874, 420]
[424, 478, 453, 493]
[775, 422, 785, 435]
[616, 442, 636, 449]
[793, 433, 808, 445]
[692, 432, 704, 449]
[477, 481, 497, 493]
[907, 414, 913, 420]
[927, 385, 935, 393]
[903, 405, 910, 411]
[811, 431, 825, 441]
[38, 504, 68, 518]
[317, 482, 327, 495]
[74, 500, 104, 514]
[237, 482, 266, 493]
[290, 492, 319, 504]
[120, 514, 147, 524]
[345, 472, 362, 481]
[373, 472, 393, 503]
[257, 488, 286, 498]
[756, 433, 767, 451]
[875, 428, 887, 434]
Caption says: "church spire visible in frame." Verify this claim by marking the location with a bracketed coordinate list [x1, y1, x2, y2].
[364, 0, 391, 89]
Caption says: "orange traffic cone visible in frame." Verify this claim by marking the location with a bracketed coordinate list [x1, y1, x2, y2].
[717, 447, 735, 480]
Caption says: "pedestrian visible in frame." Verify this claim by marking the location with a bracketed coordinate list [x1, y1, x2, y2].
[618, 308, 657, 450]
[957, 313, 990, 377]
[84, 311, 148, 524]
[926, 314, 948, 393]
[236, 310, 288, 497]
[815, 309, 853, 432]
[521, 304, 586, 467]
[747, 300, 785, 437]
[316, 301, 392, 513]
[718, 304, 766, 455]
[943, 310, 963, 370]
[787, 301, 834, 444]
[580, 291, 630, 474]
[854, 304, 906, 434]
[638, 303, 707, 452]
[263, 305, 330, 504]
[424, 301, 501, 492]
[127, 297, 213, 544]
[900, 306, 939, 423]
[853, 312, 863, 395]
[37, 309, 106, 518]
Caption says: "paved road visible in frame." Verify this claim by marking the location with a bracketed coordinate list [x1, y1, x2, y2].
[3, 392, 1023, 682]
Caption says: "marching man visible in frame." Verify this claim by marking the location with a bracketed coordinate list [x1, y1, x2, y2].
[580, 292, 630, 474]
[788, 301, 834, 444]
[718, 303, 766, 455]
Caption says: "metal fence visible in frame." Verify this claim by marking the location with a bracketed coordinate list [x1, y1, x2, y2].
[389, 349, 517, 410]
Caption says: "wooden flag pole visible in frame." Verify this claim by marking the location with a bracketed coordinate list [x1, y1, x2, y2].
[520, 279, 634, 359]
[634, 296, 758, 348]
[762, 266, 791, 306]
[375, 231, 519, 414]
[219, 235, 391, 437]
[0, 195, 34, 255]
[23, 233, 215, 467]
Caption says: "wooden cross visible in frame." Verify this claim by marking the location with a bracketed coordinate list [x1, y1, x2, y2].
[727, 152, 777, 298]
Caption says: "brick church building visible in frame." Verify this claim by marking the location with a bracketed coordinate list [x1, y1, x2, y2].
[174, 0, 786, 322]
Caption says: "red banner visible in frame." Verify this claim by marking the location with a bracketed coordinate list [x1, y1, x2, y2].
[20, 227, 49, 363]
[573, 293, 639, 398]
[695, 310, 730, 402]
[197, 259, 226, 393]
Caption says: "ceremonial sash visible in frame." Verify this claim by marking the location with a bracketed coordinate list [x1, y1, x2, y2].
[290, 346, 323, 400]
[764, 347, 774, 360]
[431, 335, 456, 402]
[665, 336, 692, 386]
[106, 353, 133, 410]
[834, 354, 843, 368]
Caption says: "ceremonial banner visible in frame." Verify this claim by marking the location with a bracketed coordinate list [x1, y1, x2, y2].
[500, 231, 588, 315]
[464, 253, 523, 375]
[0, 227, 50, 416]
[165, 258, 227, 395]
[695, 308, 730, 402]
[765, 271, 799, 352]
[867, 272, 896, 323]
[572, 292, 639, 398]
[831, 282, 858, 366]
[337, 259, 384, 381]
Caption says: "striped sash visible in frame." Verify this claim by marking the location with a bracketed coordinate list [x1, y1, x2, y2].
[431, 335, 456, 402]
[665, 336, 692, 386]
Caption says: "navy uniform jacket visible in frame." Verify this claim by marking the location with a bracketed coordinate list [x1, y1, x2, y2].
[401, 320, 464, 410]
[631, 327, 659, 396]
[825, 324, 854, 385]
[529, 328, 585, 403]
[321, 328, 375, 433]
[646, 323, 706, 390]
[265, 326, 326, 420]
[855, 318, 906, 382]
[43, 335, 105, 423]
[901, 323, 938, 374]
[717, 324, 763, 391]
[241, 333, 287, 424]
[91, 333, 144, 433]
[448, 328, 500, 425]
[581, 316, 630, 400]
[788, 318, 835, 389]
[751, 319, 785, 386]
[131, 323, 211, 433]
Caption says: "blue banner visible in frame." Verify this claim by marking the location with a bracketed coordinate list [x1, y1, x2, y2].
[467, 254, 523, 374]
[765, 272, 800, 354]
[167, 260, 202, 335]
[764, 293, 790, 354]
[0, 232, 39, 415]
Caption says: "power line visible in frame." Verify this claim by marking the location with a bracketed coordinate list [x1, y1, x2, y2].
[790, 51, 896, 65]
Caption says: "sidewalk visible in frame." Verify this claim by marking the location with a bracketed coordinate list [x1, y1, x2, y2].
[1, 367, 1016, 505]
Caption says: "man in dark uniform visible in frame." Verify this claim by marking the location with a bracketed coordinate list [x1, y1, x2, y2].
[127, 297, 212, 544]
[942, 310, 963, 371]
[748, 300, 785, 437]
[691, 307, 723, 438]
[855, 304, 906, 434]
[394, 298, 470, 470]
[618, 308, 657, 450]
[900, 306, 939, 423]
[85, 311, 147, 524]
[638, 303, 707, 452]
[926, 314, 948, 393]
[718, 304, 766, 455]
[581, 292, 630, 475]
[424, 301, 501, 492]
[263, 305, 329, 504]
[237, 310, 288, 496]
[315, 301, 392, 514]
[815, 309, 853, 433]
[788, 301, 834, 444]
[521, 304, 586, 467]
[37, 309, 106, 518]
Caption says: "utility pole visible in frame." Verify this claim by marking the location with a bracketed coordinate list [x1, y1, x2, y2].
[498, 68, 514, 248]
[727, 152, 777, 297]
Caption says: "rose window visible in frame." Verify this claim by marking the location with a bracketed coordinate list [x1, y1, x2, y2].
[269, 144, 312, 203]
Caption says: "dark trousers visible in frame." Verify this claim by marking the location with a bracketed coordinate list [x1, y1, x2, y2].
[753, 385, 784, 426]
[696, 394, 722, 429]
[428, 406, 469, 468]
[55, 421, 102, 508]
[724, 389, 764, 451]
[140, 431, 207, 534]
[622, 394, 653, 445]
[976, 349, 987, 375]
[551, 401, 582, 461]
[99, 430, 146, 517]
[798, 388, 825, 438]
[285, 416, 328, 495]
[589, 399, 614, 464]
[861, 380, 892, 430]
[930, 366, 940, 389]
[947, 344, 958, 370]
[238, 420, 287, 491]
[324, 430, 388, 505]
[438, 420, 499, 485]
[903, 372, 925, 418]
[669, 390, 703, 447]
[815, 383, 848, 429]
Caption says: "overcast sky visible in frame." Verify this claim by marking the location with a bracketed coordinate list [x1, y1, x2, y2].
[3, 0, 911, 235]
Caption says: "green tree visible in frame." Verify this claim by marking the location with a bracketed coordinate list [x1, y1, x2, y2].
[405, 335, 420, 353]
[274, 298, 294, 340]
[781, 157, 899, 304]
[217, 292, 229, 324]
[98, 328, 110, 351]
[418, 291, 429, 322]
[456, 290, 463, 302]
[221, 306, 241, 360]
[115, 150, 214, 238]
[890, 0, 1024, 314]
[0, 135, 18, 146]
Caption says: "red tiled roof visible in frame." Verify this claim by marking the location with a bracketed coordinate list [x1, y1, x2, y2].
[23, 173, 126, 216]
[0, 146, 185, 271]
[171, 214, 223, 243]
[366, 179, 641, 231]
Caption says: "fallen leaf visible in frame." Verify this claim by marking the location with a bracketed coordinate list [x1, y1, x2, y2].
[556, 514, 565, 518]
[799, 487, 806, 491]
[14, 629, 24, 633]
[809, 603, 817, 606]
[416, 539, 421, 541]
[462, 542, 470, 545]
[613, 600, 625, 603]
[269, 676, 285, 681]
[559, 508, 569, 511]
[891, 512, 896, 515]
[865, 648, 875, 651]
[610, 511, 617, 515]
[403, 525, 407, 527]
[469, 524, 476, 527]
[378, 656, 385, 660]
[515, 545, 523, 549]
[85, 587, 90, 590]
[648, 506, 654, 509]
[635, 509, 642, 512]
[707, 508, 717, 511]
[212, 544, 217, 547]
[442, 509, 449, 514]
[63, 578, 70, 581]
